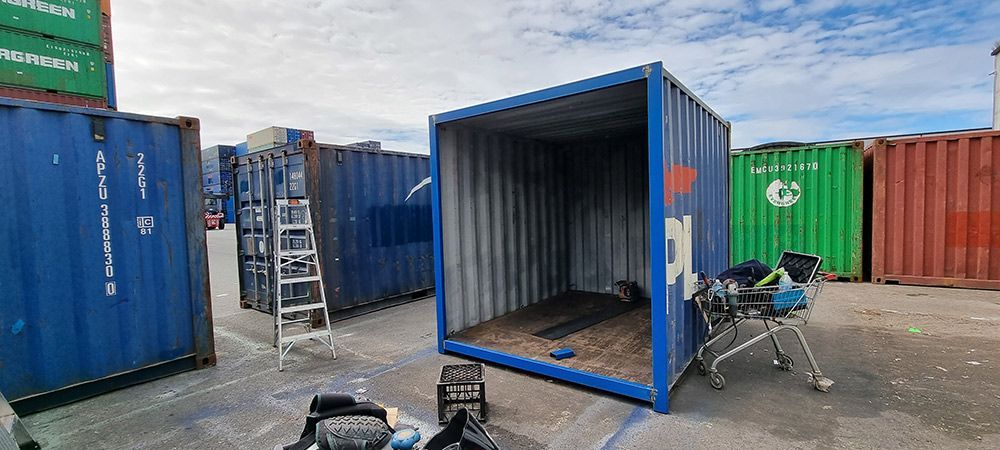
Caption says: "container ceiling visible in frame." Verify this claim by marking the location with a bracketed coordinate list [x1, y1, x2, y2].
[450, 80, 647, 143]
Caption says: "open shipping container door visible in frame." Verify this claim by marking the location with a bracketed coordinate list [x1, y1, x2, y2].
[430, 62, 729, 413]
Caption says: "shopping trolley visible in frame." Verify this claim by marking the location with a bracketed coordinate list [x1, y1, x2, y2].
[693, 251, 835, 392]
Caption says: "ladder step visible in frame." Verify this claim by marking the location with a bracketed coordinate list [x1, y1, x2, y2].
[279, 275, 321, 284]
[279, 250, 317, 258]
[280, 302, 327, 314]
[276, 199, 310, 206]
[280, 329, 331, 344]
[279, 317, 312, 325]
[278, 224, 312, 231]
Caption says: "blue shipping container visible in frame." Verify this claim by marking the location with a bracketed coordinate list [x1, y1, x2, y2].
[202, 144, 236, 161]
[429, 62, 730, 413]
[201, 169, 233, 189]
[0, 98, 215, 414]
[235, 141, 249, 157]
[234, 141, 434, 318]
[202, 157, 231, 174]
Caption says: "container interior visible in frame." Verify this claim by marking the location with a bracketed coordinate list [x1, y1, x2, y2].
[437, 80, 654, 384]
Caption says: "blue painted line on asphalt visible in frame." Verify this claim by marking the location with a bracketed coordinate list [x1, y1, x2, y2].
[269, 346, 438, 402]
[601, 406, 648, 449]
[321, 346, 438, 391]
[358, 346, 438, 380]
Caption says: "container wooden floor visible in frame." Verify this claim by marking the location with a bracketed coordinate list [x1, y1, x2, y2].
[451, 291, 653, 385]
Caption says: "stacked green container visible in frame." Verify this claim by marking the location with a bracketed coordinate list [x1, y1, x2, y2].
[730, 142, 864, 280]
[0, 0, 106, 99]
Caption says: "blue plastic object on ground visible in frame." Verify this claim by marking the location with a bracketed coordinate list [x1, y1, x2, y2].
[390, 429, 421, 449]
[550, 348, 576, 360]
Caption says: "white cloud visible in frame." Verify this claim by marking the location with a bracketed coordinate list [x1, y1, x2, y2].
[759, 0, 795, 12]
[109, 0, 999, 152]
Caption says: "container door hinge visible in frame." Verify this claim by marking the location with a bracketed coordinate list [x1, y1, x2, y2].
[642, 65, 653, 77]
[336, 150, 343, 165]
[91, 117, 105, 141]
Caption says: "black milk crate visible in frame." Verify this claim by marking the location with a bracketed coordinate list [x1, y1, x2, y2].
[436, 363, 487, 424]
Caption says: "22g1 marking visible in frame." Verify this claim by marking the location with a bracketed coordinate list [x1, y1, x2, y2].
[137, 152, 147, 199]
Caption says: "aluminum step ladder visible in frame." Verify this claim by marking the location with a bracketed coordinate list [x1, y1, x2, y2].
[271, 197, 336, 371]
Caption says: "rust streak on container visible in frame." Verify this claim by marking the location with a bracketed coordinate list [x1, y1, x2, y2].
[870, 130, 1000, 290]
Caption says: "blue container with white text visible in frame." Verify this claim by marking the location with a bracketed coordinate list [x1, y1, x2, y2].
[0, 98, 215, 414]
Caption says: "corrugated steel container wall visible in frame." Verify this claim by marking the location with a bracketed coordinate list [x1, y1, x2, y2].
[0, 0, 101, 46]
[0, 29, 107, 98]
[871, 132, 1000, 289]
[435, 131, 652, 333]
[431, 63, 729, 413]
[567, 139, 652, 297]
[730, 142, 864, 279]
[234, 141, 434, 317]
[0, 85, 107, 108]
[234, 141, 248, 156]
[435, 127, 569, 330]
[659, 71, 730, 390]
[0, 98, 215, 414]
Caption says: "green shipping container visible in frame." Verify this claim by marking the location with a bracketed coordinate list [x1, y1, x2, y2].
[730, 142, 864, 280]
[0, 0, 100, 46]
[0, 28, 106, 98]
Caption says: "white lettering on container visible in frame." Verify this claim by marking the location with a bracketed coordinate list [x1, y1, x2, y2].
[1, 0, 77, 19]
[0, 47, 80, 72]
[136, 152, 147, 199]
[665, 215, 695, 302]
[96, 150, 116, 296]
[749, 161, 819, 175]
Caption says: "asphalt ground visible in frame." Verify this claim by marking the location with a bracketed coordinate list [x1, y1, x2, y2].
[23, 229, 1000, 449]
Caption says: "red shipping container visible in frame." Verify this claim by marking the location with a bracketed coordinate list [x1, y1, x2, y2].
[870, 131, 1000, 290]
[0, 86, 108, 109]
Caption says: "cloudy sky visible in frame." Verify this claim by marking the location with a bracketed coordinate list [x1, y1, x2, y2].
[110, 0, 999, 153]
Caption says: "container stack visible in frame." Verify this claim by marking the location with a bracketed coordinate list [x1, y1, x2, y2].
[246, 126, 314, 153]
[202, 144, 235, 224]
[0, 0, 115, 109]
[348, 140, 381, 150]
[201, 145, 235, 196]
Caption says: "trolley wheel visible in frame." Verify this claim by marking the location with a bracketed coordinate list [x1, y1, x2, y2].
[697, 361, 707, 376]
[778, 354, 794, 371]
[709, 372, 725, 390]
